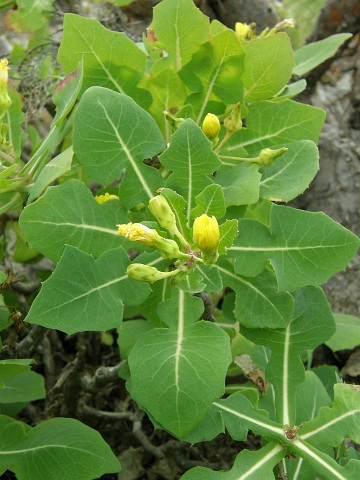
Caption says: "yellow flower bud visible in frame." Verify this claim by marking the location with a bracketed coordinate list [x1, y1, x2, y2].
[95, 192, 119, 204]
[149, 195, 177, 233]
[202, 113, 220, 141]
[117, 222, 188, 260]
[0, 58, 12, 120]
[235, 22, 251, 40]
[127, 263, 180, 284]
[193, 214, 220, 264]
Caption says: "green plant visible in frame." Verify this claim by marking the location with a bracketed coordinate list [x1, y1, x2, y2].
[1, 0, 360, 478]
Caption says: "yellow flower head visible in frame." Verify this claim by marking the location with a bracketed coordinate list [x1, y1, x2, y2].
[117, 222, 160, 246]
[235, 22, 251, 40]
[202, 113, 220, 141]
[95, 192, 119, 204]
[193, 214, 220, 264]
[0, 59, 10, 87]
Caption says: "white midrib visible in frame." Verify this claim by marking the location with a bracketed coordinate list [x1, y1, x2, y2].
[228, 244, 349, 252]
[99, 101, 154, 200]
[75, 25, 124, 94]
[235, 443, 284, 480]
[282, 325, 291, 425]
[215, 265, 283, 318]
[301, 410, 358, 441]
[24, 220, 118, 236]
[42, 275, 127, 315]
[186, 134, 193, 225]
[0, 444, 103, 457]
[212, 401, 284, 437]
[293, 440, 348, 480]
[226, 125, 294, 151]
[174, 290, 185, 390]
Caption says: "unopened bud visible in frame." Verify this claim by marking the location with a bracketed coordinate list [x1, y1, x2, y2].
[224, 103, 242, 133]
[259, 147, 288, 166]
[202, 113, 221, 141]
[235, 22, 251, 40]
[0, 59, 12, 120]
[127, 263, 172, 284]
[193, 214, 220, 264]
[95, 192, 119, 204]
[149, 195, 177, 234]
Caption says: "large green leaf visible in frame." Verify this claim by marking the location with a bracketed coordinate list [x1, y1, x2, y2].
[0, 371, 45, 404]
[225, 100, 326, 156]
[20, 179, 128, 263]
[179, 29, 245, 122]
[242, 286, 335, 425]
[73, 87, 165, 202]
[215, 163, 261, 206]
[180, 441, 284, 479]
[58, 13, 146, 97]
[127, 288, 232, 438]
[147, 0, 210, 72]
[228, 204, 360, 291]
[242, 33, 294, 102]
[259, 140, 319, 202]
[293, 33, 352, 77]
[0, 415, 120, 479]
[299, 383, 360, 447]
[216, 260, 294, 329]
[325, 313, 360, 352]
[25, 246, 151, 335]
[160, 119, 221, 224]
[191, 184, 226, 219]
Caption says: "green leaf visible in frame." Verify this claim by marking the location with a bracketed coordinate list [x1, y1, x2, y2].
[58, 13, 147, 97]
[293, 33, 352, 77]
[242, 286, 334, 425]
[229, 204, 360, 291]
[243, 33, 294, 102]
[73, 87, 165, 204]
[215, 163, 261, 206]
[299, 383, 360, 447]
[179, 29, 245, 122]
[5, 84, 25, 161]
[290, 438, 360, 480]
[127, 288, 232, 437]
[195, 264, 222, 292]
[141, 68, 188, 142]
[216, 260, 294, 329]
[117, 320, 154, 360]
[0, 359, 35, 382]
[20, 179, 128, 263]
[0, 371, 45, 404]
[325, 313, 360, 352]
[52, 59, 84, 125]
[160, 119, 221, 224]
[226, 100, 326, 156]
[259, 140, 319, 201]
[25, 246, 151, 335]
[148, 0, 210, 72]
[218, 219, 238, 255]
[27, 146, 73, 202]
[181, 441, 284, 479]
[295, 371, 332, 425]
[5, 0, 54, 33]
[0, 415, 120, 479]
[191, 184, 226, 219]
[274, 79, 307, 100]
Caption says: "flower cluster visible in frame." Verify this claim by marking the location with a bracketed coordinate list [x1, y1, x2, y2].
[116, 195, 221, 284]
